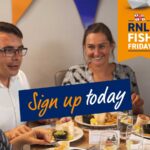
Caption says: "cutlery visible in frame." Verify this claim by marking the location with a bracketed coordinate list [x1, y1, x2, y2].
[48, 141, 60, 147]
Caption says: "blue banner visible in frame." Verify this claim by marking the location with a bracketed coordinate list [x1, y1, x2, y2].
[19, 79, 132, 121]
[74, 0, 99, 28]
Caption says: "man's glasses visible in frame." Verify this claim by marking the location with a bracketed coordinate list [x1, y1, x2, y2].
[0, 46, 28, 57]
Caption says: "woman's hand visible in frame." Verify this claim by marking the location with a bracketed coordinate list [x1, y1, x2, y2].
[131, 93, 144, 115]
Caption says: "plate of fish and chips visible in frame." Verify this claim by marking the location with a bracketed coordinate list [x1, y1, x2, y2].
[74, 112, 118, 129]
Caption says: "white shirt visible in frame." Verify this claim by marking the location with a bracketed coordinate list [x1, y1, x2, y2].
[0, 70, 30, 131]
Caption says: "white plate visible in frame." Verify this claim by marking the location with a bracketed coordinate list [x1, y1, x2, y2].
[33, 125, 83, 142]
[74, 115, 117, 128]
[69, 126, 84, 142]
[70, 147, 86, 150]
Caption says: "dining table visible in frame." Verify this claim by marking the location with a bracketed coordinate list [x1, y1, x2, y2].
[26, 121, 129, 150]
[22, 113, 150, 150]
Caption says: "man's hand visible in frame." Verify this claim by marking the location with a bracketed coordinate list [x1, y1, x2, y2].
[10, 128, 52, 146]
[5, 125, 31, 140]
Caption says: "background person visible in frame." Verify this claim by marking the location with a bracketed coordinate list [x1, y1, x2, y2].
[0, 22, 30, 131]
[62, 22, 144, 115]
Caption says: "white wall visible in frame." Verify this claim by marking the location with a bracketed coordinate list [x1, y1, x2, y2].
[0, 0, 149, 114]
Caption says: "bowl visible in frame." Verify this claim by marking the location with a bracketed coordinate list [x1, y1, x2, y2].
[53, 130, 68, 141]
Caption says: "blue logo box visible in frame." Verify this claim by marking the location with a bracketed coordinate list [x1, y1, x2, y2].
[19, 79, 132, 121]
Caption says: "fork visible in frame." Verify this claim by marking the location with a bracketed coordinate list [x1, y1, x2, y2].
[48, 141, 60, 147]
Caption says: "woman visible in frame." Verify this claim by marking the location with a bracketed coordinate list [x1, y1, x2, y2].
[62, 22, 143, 115]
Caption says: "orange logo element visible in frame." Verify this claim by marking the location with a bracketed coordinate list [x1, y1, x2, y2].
[118, 0, 150, 62]
[12, 0, 32, 24]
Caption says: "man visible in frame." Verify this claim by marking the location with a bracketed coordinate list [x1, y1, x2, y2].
[0, 22, 30, 131]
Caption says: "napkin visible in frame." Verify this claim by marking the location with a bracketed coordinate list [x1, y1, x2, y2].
[89, 130, 120, 145]
[128, 0, 150, 9]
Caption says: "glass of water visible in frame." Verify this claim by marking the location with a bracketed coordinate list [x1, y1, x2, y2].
[126, 125, 143, 150]
[117, 112, 133, 140]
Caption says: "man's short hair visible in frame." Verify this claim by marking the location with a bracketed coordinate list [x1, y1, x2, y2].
[0, 22, 23, 38]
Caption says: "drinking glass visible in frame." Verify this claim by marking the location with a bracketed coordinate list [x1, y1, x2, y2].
[117, 112, 133, 140]
[99, 130, 119, 150]
[126, 125, 143, 150]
